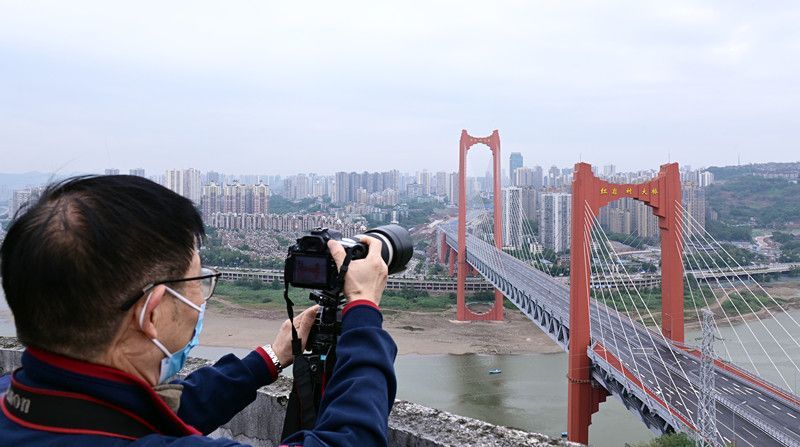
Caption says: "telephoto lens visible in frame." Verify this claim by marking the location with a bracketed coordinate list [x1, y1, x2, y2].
[358, 224, 414, 274]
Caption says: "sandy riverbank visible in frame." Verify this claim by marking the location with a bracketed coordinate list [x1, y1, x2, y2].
[201, 298, 563, 355]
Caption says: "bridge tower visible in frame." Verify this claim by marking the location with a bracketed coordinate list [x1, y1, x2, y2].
[568, 162, 684, 444]
[456, 129, 504, 321]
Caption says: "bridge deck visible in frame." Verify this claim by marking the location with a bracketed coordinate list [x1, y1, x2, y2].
[440, 223, 800, 447]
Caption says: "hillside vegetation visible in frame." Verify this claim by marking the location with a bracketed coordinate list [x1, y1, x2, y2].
[706, 176, 800, 229]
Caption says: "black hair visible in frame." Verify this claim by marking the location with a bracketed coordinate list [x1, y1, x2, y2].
[0, 175, 205, 359]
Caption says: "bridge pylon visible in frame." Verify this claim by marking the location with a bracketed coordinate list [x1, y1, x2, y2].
[568, 162, 684, 444]
[456, 129, 504, 321]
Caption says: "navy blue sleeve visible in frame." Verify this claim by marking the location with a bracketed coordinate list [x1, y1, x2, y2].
[0, 374, 9, 394]
[282, 303, 398, 447]
[176, 349, 278, 435]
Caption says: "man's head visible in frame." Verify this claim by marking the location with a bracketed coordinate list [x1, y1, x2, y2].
[1, 175, 205, 361]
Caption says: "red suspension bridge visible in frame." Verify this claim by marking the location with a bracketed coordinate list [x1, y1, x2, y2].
[437, 130, 800, 446]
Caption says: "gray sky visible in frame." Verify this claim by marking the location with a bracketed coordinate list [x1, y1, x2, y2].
[1, 1, 799, 176]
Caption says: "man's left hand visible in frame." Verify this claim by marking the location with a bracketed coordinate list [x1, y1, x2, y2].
[272, 305, 319, 368]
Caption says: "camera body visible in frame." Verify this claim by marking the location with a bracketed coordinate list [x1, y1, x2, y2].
[284, 228, 369, 290]
[284, 224, 413, 291]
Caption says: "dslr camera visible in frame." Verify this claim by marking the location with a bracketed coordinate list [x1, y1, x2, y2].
[284, 224, 413, 291]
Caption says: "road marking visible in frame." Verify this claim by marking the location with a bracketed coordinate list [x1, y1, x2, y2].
[787, 412, 797, 419]
[771, 404, 781, 411]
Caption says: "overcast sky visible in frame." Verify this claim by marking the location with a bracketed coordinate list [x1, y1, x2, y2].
[1, 1, 799, 176]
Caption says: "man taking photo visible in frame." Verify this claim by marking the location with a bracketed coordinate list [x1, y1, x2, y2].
[0, 175, 397, 446]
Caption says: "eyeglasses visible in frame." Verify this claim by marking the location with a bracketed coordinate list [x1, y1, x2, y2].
[121, 267, 221, 311]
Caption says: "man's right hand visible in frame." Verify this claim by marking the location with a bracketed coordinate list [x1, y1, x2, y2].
[327, 237, 388, 306]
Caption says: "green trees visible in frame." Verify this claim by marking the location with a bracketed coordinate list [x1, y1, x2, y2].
[706, 175, 800, 229]
[772, 232, 800, 262]
[624, 433, 694, 447]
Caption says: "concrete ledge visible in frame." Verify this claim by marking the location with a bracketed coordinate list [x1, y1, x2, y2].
[0, 337, 577, 446]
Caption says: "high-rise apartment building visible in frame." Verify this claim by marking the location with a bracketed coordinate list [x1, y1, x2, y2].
[514, 167, 534, 187]
[129, 168, 146, 177]
[435, 171, 448, 197]
[164, 168, 202, 204]
[252, 182, 270, 214]
[448, 172, 459, 205]
[10, 187, 44, 217]
[520, 187, 538, 222]
[635, 200, 660, 240]
[698, 171, 715, 187]
[165, 169, 184, 196]
[223, 181, 248, 214]
[201, 182, 223, 220]
[541, 193, 572, 253]
[335, 172, 350, 205]
[509, 152, 523, 184]
[531, 166, 543, 189]
[183, 168, 202, 204]
[104, 169, 120, 175]
[282, 174, 309, 200]
[683, 184, 706, 236]
[418, 170, 431, 196]
[502, 187, 524, 248]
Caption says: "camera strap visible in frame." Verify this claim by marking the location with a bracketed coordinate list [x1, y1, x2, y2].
[2, 373, 157, 440]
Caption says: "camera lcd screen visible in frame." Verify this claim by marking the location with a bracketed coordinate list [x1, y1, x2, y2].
[292, 255, 328, 285]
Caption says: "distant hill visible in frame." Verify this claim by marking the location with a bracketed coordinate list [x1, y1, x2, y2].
[0, 172, 72, 189]
[707, 162, 800, 181]
[705, 163, 800, 229]
[0, 172, 83, 201]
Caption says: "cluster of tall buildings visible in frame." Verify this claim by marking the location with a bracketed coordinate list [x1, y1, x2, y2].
[200, 181, 270, 219]
[500, 156, 712, 254]
[331, 170, 400, 205]
[274, 170, 462, 206]
[209, 212, 365, 237]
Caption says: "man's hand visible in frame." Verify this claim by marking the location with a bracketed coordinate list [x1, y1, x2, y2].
[271, 305, 319, 368]
[327, 237, 388, 306]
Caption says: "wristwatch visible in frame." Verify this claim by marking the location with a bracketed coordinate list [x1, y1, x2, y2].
[262, 344, 283, 374]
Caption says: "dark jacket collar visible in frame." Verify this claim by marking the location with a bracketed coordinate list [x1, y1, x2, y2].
[16, 347, 200, 437]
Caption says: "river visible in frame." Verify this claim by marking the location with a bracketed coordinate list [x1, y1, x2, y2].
[2, 287, 800, 446]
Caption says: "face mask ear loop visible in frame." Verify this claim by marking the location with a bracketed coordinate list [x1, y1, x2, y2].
[150, 338, 173, 358]
[138, 292, 154, 329]
[164, 286, 203, 312]
[138, 291, 173, 358]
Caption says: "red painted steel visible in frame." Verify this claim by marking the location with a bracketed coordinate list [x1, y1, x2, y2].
[568, 162, 684, 444]
[457, 129, 504, 321]
[438, 232, 447, 264]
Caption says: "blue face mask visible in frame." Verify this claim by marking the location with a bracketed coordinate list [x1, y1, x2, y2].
[139, 287, 205, 384]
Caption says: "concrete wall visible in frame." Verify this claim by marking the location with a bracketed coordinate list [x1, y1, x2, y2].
[0, 337, 578, 447]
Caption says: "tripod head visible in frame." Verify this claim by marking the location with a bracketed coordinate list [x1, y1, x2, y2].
[305, 290, 345, 355]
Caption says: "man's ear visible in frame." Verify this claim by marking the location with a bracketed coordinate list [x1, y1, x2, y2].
[134, 285, 167, 340]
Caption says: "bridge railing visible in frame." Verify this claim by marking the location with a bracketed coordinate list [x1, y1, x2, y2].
[588, 341, 685, 435]
[673, 343, 800, 415]
[717, 393, 800, 447]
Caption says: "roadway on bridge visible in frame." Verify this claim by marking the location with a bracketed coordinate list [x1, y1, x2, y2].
[441, 223, 800, 447]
